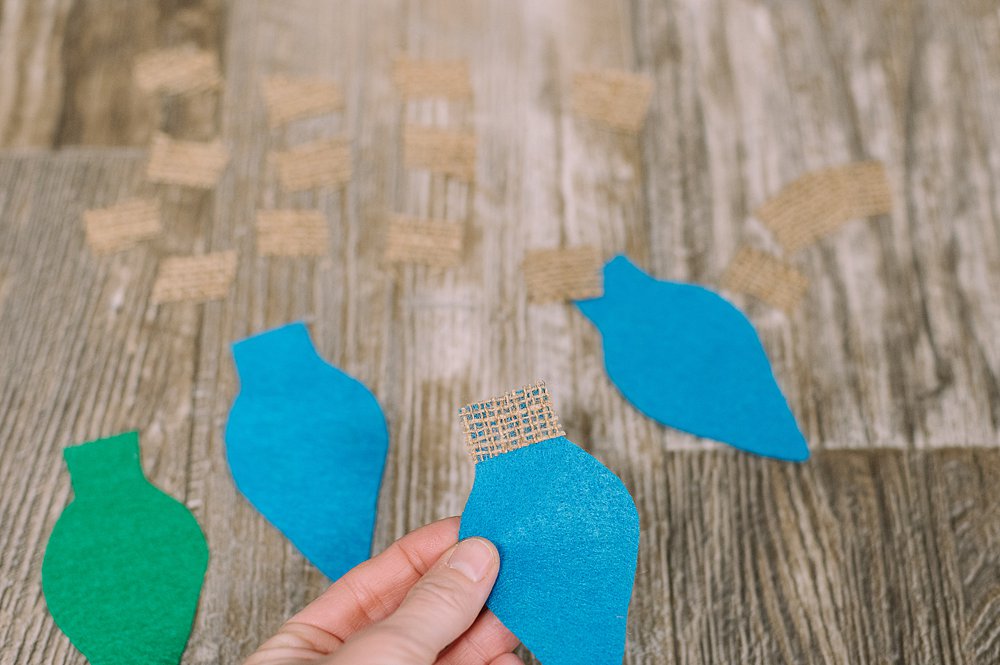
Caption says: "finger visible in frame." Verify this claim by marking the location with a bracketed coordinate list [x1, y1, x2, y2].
[336, 537, 500, 663]
[291, 517, 460, 640]
[488, 653, 525, 665]
[437, 610, 519, 665]
[243, 621, 342, 664]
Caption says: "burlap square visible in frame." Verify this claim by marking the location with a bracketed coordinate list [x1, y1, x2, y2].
[522, 246, 603, 303]
[274, 138, 352, 191]
[151, 250, 238, 304]
[83, 198, 162, 254]
[459, 381, 566, 461]
[146, 134, 230, 188]
[572, 68, 653, 132]
[392, 57, 472, 100]
[383, 216, 463, 267]
[402, 126, 477, 180]
[721, 246, 809, 311]
[756, 161, 891, 253]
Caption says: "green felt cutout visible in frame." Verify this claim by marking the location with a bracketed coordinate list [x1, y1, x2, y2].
[42, 432, 209, 665]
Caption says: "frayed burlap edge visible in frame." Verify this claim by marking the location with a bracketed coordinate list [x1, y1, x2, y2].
[459, 381, 566, 462]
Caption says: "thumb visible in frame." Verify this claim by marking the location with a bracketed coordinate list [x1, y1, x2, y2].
[334, 537, 500, 663]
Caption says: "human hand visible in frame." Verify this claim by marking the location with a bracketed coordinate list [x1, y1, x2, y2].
[245, 517, 522, 665]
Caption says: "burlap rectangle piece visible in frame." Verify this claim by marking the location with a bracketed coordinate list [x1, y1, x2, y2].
[256, 210, 329, 257]
[721, 246, 809, 311]
[151, 250, 238, 304]
[572, 68, 653, 132]
[134, 47, 221, 95]
[402, 126, 477, 180]
[522, 246, 603, 303]
[459, 381, 566, 462]
[261, 75, 344, 127]
[756, 161, 892, 253]
[274, 138, 352, 191]
[392, 57, 472, 100]
[383, 216, 463, 267]
[83, 198, 162, 254]
[146, 133, 230, 188]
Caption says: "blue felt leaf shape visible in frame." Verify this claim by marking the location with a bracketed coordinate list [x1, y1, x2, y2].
[575, 255, 808, 461]
[225, 322, 389, 580]
[459, 383, 640, 665]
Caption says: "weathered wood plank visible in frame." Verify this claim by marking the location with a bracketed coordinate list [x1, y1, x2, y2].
[0, 1, 998, 664]
[0, 150, 218, 664]
[0, 0, 225, 147]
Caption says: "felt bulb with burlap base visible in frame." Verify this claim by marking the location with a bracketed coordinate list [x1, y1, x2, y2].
[225, 321, 389, 580]
[458, 382, 640, 665]
[42, 431, 208, 665]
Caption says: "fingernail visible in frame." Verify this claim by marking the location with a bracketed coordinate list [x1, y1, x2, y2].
[446, 538, 496, 582]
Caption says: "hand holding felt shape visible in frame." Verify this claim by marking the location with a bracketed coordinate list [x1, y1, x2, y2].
[575, 255, 808, 461]
[458, 382, 640, 665]
[42, 432, 208, 665]
[226, 321, 388, 580]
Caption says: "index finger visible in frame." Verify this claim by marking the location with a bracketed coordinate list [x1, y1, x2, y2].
[288, 516, 461, 641]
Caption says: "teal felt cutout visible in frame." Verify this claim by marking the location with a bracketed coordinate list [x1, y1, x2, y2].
[226, 321, 388, 580]
[42, 432, 208, 665]
[575, 255, 808, 461]
[460, 436, 640, 665]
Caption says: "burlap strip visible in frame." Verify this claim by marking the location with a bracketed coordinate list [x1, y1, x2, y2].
[256, 210, 329, 257]
[384, 216, 463, 267]
[261, 75, 344, 127]
[402, 126, 476, 181]
[721, 246, 809, 311]
[392, 57, 472, 100]
[522, 246, 603, 303]
[146, 134, 230, 188]
[151, 250, 238, 304]
[274, 138, 352, 191]
[459, 381, 566, 462]
[134, 47, 221, 95]
[572, 68, 653, 132]
[756, 161, 892, 253]
[83, 198, 162, 254]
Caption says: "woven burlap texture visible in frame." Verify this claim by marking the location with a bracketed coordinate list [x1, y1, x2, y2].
[146, 134, 230, 188]
[392, 57, 472, 100]
[384, 216, 463, 267]
[572, 68, 653, 132]
[274, 138, 352, 191]
[83, 198, 162, 254]
[522, 246, 603, 303]
[134, 47, 221, 95]
[403, 126, 477, 180]
[721, 246, 809, 311]
[460, 381, 566, 462]
[261, 75, 344, 127]
[256, 210, 329, 257]
[151, 250, 238, 304]
[756, 161, 891, 253]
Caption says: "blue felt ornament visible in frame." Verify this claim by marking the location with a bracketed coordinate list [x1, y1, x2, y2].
[226, 322, 388, 580]
[575, 255, 808, 461]
[459, 382, 640, 665]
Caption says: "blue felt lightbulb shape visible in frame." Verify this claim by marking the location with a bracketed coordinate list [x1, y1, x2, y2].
[459, 382, 640, 665]
[575, 255, 809, 461]
[226, 321, 389, 580]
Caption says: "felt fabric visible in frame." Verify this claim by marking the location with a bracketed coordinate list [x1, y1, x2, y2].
[42, 432, 208, 665]
[575, 255, 809, 461]
[226, 321, 388, 580]
[460, 436, 640, 665]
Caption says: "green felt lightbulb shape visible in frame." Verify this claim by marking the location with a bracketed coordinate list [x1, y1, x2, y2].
[42, 432, 209, 665]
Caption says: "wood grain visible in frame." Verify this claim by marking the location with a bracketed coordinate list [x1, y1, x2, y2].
[0, 1, 998, 664]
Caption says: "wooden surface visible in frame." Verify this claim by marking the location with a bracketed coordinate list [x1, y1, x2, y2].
[1, 1, 998, 663]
